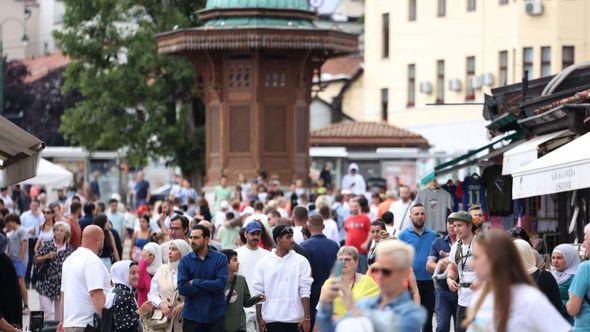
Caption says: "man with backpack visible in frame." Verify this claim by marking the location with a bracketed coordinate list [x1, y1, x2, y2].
[446, 211, 478, 332]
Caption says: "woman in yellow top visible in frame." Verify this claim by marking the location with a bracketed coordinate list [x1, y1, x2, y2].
[321, 246, 380, 318]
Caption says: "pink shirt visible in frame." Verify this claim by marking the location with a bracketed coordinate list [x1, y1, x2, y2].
[136, 259, 152, 306]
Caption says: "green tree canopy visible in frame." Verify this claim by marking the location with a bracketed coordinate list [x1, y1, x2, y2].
[54, 0, 206, 179]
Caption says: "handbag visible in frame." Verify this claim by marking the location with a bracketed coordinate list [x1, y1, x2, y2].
[149, 290, 178, 330]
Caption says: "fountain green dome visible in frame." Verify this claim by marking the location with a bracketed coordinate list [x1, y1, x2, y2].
[205, 0, 311, 11]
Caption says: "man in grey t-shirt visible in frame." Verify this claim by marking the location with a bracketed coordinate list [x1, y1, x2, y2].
[415, 187, 453, 232]
[5, 213, 29, 313]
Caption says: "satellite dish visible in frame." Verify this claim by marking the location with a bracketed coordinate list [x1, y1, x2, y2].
[309, 0, 324, 10]
[311, 0, 341, 15]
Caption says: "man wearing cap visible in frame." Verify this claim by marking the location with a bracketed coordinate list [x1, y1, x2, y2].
[446, 211, 478, 332]
[237, 222, 270, 332]
[300, 215, 339, 330]
[253, 225, 313, 332]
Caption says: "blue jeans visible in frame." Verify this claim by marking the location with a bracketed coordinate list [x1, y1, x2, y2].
[357, 253, 368, 273]
[435, 288, 458, 332]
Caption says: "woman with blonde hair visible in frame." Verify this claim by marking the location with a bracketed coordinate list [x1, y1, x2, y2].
[140, 239, 191, 331]
[464, 231, 570, 332]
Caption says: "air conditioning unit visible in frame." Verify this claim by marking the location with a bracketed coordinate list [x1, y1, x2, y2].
[449, 79, 462, 92]
[525, 0, 544, 16]
[482, 73, 495, 86]
[469, 76, 483, 89]
[419, 82, 433, 94]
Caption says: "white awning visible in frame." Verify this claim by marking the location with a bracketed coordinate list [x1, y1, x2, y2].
[502, 130, 568, 175]
[21, 158, 73, 187]
[0, 116, 45, 186]
[512, 132, 590, 199]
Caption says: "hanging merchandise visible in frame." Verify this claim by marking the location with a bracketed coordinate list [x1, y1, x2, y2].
[462, 173, 487, 212]
[441, 179, 460, 212]
[482, 165, 513, 216]
[415, 181, 453, 233]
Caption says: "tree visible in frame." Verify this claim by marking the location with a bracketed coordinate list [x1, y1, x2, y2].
[2, 57, 32, 125]
[54, 0, 206, 183]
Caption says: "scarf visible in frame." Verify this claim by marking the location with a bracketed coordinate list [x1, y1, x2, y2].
[167, 240, 191, 271]
[514, 239, 538, 274]
[143, 242, 162, 275]
[551, 244, 580, 285]
[106, 260, 133, 308]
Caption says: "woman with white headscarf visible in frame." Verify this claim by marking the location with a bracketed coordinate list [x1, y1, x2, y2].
[514, 239, 564, 315]
[551, 243, 581, 324]
[140, 239, 191, 332]
[107, 260, 140, 332]
[137, 242, 162, 307]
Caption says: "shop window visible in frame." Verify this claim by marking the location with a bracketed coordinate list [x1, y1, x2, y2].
[381, 88, 389, 121]
[499, 50, 508, 86]
[436, 60, 445, 103]
[465, 56, 476, 101]
[409, 0, 417, 21]
[562, 46, 575, 69]
[407, 64, 416, 107]
[523, 47, 534, 80]
[541, 46, 551, 77]
[382, 13, 390, 58]
[467, 0, 476, 11]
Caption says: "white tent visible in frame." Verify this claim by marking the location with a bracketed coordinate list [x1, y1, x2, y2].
[21, 158, 73, 188]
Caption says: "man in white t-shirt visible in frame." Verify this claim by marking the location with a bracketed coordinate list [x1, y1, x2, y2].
[236, 222, 270, 332]
[389, 185, 412, 233]
[59, 225, 111, 332]
[291, 206, 308, 244]
[244, 201, 271, 231]
[446, 211, 478, 332]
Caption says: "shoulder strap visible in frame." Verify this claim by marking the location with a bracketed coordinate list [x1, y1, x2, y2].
[398, 203, 412, 231]
[455, 240, 463, 264]
[226, 277, 237, 305]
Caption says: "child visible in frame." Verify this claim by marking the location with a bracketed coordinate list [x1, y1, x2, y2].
[222, 249, 265, 332]
[107, 260, 140, 332]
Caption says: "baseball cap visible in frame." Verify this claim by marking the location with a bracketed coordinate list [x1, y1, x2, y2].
[245, 222, 263, 234]
[447, 211, 472, 224]
[341, 189, 352, 195]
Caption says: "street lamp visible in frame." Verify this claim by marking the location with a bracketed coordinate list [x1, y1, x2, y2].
[0, 17, 29, 116]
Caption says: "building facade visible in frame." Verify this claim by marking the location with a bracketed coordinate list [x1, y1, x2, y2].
[364, 0, 586, 122]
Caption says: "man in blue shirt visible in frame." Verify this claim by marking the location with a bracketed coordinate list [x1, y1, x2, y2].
[427, 218, 458, 332]
[178, 224, 228, 331]
[301, 215, 339, 330]
[397, 203, 437, 332]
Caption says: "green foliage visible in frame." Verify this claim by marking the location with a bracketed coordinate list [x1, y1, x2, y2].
[54, 0, 206, 176]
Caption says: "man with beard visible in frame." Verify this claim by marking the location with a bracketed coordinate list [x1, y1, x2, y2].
[253, 225, 312, 332]
[178, 224, 228, 331]
[398, 203, 437, 332]
[236, 222, 270, 332]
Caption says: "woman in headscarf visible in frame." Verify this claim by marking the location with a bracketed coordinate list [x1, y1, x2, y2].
[0, 233, 22, 330]
[551, 243, 581, 324]
[34, 221, 74, 320]
[137, 242, 162, 307]
[107, 260, 140, 332]
[141, 239, 191, 332]
[514, 239, 564, 315]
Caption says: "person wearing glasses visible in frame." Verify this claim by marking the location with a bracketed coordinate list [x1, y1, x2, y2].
[253, 225, 313, 332]
[34, 208, 56, 253]
[320, 246, 380, 319]
[317, 239, 426, 331]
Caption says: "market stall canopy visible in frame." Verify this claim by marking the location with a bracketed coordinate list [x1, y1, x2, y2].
[0, 116, 45, 186]
[512, 131, 590, 199]
[20, 158, 73, 187]
[502, 130, 569, 175]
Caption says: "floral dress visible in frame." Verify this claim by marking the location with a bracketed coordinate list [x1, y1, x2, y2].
[35, 240, 73, 300]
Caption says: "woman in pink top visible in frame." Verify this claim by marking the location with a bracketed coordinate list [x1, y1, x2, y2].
[137, 242, 162, 306]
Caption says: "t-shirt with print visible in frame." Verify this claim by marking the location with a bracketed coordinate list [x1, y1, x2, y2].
[7, 226, 28, 261]
[569, 260, 590, 330]
[344, 214, 371, 254]
[467, 284, 571, 332]
[61, 247, 111, 328]
[449, 238, 476, 307]
[415, 188, 453, 232]
[461, 175, 486, 212]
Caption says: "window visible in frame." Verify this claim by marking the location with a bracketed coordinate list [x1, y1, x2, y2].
[499, 0, 508, 5]
[407, 64, 416, 107]
[562, 46, 575, 69]
[466, 56, 476, 101]
[381, 88, 389, 121]
[382, 13, 390, 58]
[409, 0, 417, 21]
[523, 47, 533, 80]
[438, 0, 446, 17]
[541, 47, 551, 77]
[436, 60, 445, 103]
[499, 50, 508, 86]
[467, 0, 476, 11]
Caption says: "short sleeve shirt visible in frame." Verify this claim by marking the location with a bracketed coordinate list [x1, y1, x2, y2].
[570, 261, 590, 330]
[7, 227, 28, 261]
[449, 240, 476, 306]
[428, 235, 452, 290]
[344, 214, 371, 254]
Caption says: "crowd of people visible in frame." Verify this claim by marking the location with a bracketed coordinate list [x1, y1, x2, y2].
[0, 168, 587, 332]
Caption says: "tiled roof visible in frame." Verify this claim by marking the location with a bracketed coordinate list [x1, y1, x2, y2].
[310, 121, 429, 148]
[321, 55, 362, 78]
[21, 53, 70, 83]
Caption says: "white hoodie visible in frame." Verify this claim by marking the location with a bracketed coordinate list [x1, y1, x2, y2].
[253, 249, 313, 323]
[341, 163, 367, 195]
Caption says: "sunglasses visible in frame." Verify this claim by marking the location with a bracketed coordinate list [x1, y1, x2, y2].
[338, 257, 353, 263]
[43, 211, 52, 214]
[371, 266, 393, 277]
[279, 226, 293, 236]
